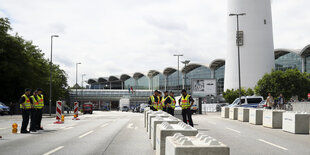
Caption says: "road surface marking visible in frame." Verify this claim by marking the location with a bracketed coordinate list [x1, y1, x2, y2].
[0, 127, 8, 130]
[79, 130, 94, 138]
[101, 123, 109, 128]
[127, 123, 134, 129]
[64, 127, 74, 130]
[226, 127, 241, 133]
[257, 139, 288, 151]
[43, 146, 64, 155]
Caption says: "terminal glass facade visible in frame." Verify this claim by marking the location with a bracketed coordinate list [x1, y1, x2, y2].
[275, 53, 302, 72]
[167, 71, 183, 93]
[185, 66, 212, 92]
[124, 78, 136, 89]
[151, 74, 165, 90]
[214, 65, 225, 95]
[306, 56, 310, 73]
[136, 76, 149, 90]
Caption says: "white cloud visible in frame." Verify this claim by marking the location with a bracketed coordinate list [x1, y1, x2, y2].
[0, 0, 309, 86]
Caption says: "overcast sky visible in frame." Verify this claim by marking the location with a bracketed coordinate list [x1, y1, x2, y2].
[1, 0, 309, 86]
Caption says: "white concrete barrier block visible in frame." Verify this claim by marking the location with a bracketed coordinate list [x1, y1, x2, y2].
[249, 108, 263, 125]
[282, 112, 310, 134]
[144, 108, 152, 128]
[148, 113, 171, 134]
[145, 110, 154, 129]
[156, 122, 198, 155]
[238, 108, 250, 122]
[165, 133, 230, 155]
[263, 110, 285, 129]
[229, 107, 238, 120]
[221, 107, 229, 118]
[151, 117, 181, 149]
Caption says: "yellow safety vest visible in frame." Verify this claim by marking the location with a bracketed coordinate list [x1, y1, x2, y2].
[150, 95, 159, 109]
[20, 94, 31, 109]
[36, 95, 44, 109]
[158, 96, 164, 110]
[168, 96, 176, 109]
[181, 95, 191, 109]
[30, 95, 39, 109]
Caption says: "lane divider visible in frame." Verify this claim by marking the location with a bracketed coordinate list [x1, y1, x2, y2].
[43, 146, 64, 155]
[64, 127, 74, 130]
[101, 123, 109, 128]
[79, 130, 94, 138]
[226, 127, 241, 134]
[257, 139, 288, 151]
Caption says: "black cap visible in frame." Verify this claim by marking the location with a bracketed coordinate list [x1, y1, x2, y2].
[170, 91, 174, 94]
[25, 88, 31, 92]
[181, 89, 187, 93]
[36, 88, 43, 92]
[164, 91, 168, 93]
[154, 90, 159, 93]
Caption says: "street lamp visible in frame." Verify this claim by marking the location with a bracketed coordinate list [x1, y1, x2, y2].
[49, 34, 59, 116]
[75, 62, 81, 102]
[173, 54, 183, 94]
[229, 13, 246, 104]
[81, 74, 86, 103]
[181, 60, 190, 90]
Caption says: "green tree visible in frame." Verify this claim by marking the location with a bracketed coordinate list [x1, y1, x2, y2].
[0, 18, 69, 107]
[246, 88, 254, 96]
[223, 88, 246, 104]
[254, 69, 310, 100]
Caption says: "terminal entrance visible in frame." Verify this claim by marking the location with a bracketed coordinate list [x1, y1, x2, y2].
[111, 101, 119, 110]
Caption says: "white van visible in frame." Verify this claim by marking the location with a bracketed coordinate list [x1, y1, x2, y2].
[229, 96, 264, 108]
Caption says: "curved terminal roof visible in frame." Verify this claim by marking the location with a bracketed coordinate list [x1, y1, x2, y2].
[108, 75, 120, 81]
[301, 44, 310, 57]
[181, 63, 204, 74]
[209, 59, 225, 70]
[163, 67, 177, 76]
[147, 70, 160, 77]
[87, 78, 98, 84]
[120, 74, 131, 81]
[274, 49, 300, 59]
[98, 77, 108, 83]
[133, 72, 145, 79]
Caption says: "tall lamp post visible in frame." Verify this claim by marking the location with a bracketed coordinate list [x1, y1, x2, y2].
[49, 34, 59, 116]
[81, 74, 86, 103]
[75, 62, 81, 102]
[229, 13, 246, 103]
[173, 54, 183, 94]
[181, 60, 190, 90]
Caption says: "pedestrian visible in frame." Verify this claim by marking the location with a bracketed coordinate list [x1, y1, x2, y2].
[148, 90, 159, 111]
[158, 91, 164, 110]
[277, 93, 285, 110]
[36, 88, 44, 130]
[266, 93, 274, 109]
[19, 88, 32, 134]
[165, 91, 176, 116]
[162, 91, 170, 112]
[29, 90, 38, 132]
[179, 89, 194, 127]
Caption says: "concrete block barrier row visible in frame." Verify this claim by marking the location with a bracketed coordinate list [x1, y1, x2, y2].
[166, 133, 230, 155]
[144, 108, 230, 155]
[221, 107, 310, 134]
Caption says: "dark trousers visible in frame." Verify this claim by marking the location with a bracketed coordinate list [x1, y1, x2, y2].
[182, 108, 193, 127]
[30, 109, 37, 130]
[36, 109, 43, 129]
[167, 108, 174, 116]
[21, 109, 30, 131]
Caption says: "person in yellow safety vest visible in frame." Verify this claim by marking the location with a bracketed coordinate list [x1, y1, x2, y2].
[164, 91, 176, 116]
[148, 90, 159, 111]
[19, 88, 32, 134]
[36, 88, 44, 130]
[162, 91, 170, 112]
[29, 91, 39, 132]
[157, 91, 163, 110]
[179, 89, 194, 127]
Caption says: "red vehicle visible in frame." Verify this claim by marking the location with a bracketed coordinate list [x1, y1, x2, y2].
[82, 102, 93, 114]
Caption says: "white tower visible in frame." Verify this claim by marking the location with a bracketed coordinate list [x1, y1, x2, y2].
[224, 0, 275, 91]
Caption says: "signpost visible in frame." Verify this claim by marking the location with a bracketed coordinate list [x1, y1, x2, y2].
[191, 79, 217, 97]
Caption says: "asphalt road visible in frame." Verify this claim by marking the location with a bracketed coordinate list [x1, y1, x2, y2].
[1, 111, 310, 155]
[0, 111, 154, 155]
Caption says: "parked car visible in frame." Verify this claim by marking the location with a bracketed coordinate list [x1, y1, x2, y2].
[228, 96, 264, 108]
[0, 102, 10, 115]
[122, 106, 129, 112]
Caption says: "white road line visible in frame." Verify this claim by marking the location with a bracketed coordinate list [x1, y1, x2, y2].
[79, 130, 94, 138]
[64, 127, 74, 130]
[226, 127, 241, 133]
[0, 127, 8, 130]
[257, 139, 288, 151]
[101, 123, 109, 128]
[127, 123, 134, 129]
[43, 146, 64, 155]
